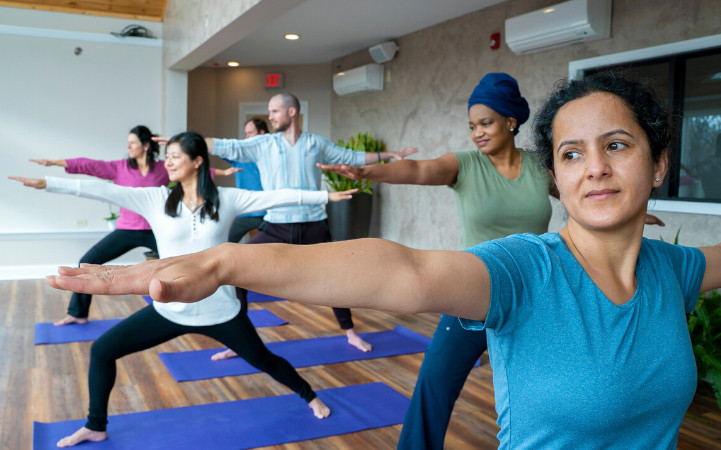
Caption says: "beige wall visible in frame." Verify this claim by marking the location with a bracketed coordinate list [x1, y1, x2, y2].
[330, 0, 721, 250]
[188, 64, 333, 139]
[187, 64, 333, 186]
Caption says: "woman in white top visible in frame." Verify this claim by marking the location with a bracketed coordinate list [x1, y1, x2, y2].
[11, 131, 355, 447]
[42, 75, 721, 449]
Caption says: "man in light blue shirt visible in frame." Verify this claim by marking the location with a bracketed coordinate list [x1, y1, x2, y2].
[207, 93, 416, 358]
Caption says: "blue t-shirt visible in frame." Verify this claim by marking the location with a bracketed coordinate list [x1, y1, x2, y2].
[224, 159, 264, 218]
[461, 233, 704, 449]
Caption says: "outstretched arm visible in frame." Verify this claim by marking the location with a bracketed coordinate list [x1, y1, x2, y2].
[319, 152, 460, 186]
[29, 158, 68, 168]
[364, 147, 419, 164]
[47, 239, 490, 321]
[700, 243, 721, 293]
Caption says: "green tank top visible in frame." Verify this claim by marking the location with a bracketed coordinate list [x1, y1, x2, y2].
[451, 149, 552, 249]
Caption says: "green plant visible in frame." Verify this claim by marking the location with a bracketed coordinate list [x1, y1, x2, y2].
[688, 289, 721, 408]
[104, 203, 119, 221]
[323, 132, 385, 194]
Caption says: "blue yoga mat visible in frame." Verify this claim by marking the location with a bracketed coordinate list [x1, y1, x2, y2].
[159, 325, 431, 382]
[247, 291, 288, 303]
[144, 291, 286, 304]
[32, 382, 409, 449]
[34, 310, 287, 345]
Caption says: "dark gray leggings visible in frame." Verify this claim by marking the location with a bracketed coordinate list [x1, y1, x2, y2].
[85, 305, 316, 431]
[243, 220, 354, 329]
[68, 229, 157, 318]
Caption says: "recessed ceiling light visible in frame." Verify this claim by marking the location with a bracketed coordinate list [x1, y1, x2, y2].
[227, 61, 239, 67]
[285, 34, 300, 40]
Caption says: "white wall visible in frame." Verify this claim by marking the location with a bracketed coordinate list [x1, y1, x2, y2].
[0, 7, 163, 279]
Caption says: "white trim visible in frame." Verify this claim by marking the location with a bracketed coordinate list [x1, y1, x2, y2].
[648, 200, 721, 216]
[0, 229, 112, 241]
[568, 34, 721, 78]
[570, 34, 721, 215]
[0, 261, 144, 281]
[0, 24, 162, 47]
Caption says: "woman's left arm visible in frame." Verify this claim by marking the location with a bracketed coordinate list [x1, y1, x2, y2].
[47, 239, 491, 321]
[699, 244, 721, 292]
[225, 187, 355, 216]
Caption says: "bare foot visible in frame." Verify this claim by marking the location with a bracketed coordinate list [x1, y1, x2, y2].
[211, 348, 238, 360]
[56, 427, 107, 447]
[309, 397, 331, 418]
[346, 329, 372, 352]
[54, 315, 88, 326]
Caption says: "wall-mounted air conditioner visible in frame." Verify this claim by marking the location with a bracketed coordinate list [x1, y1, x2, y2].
[332, 64, 384, 96]
[505, 0, 611, 54]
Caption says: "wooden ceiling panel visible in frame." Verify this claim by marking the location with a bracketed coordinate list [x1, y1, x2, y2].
[0, 0, 167, 21]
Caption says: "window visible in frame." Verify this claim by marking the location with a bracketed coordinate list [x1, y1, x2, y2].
[569, 34, 721, 215]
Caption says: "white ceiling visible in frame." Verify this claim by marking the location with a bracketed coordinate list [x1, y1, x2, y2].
[204, 0, 507, 67]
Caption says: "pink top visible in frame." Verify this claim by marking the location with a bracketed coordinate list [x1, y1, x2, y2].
[65, 158, 169, 230]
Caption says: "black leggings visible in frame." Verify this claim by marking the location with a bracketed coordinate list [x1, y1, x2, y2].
[242, 220, 354, 330]
[68, 229, 157, 318]
[85, 305, 316, 431]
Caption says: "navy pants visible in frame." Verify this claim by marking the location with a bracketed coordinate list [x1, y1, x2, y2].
[85, 305, 316, 431]
[240, 220, 354, 330]
[68, 229, 157, 318]
[227, 216, 264, 243]
[397, 314, 488, 450]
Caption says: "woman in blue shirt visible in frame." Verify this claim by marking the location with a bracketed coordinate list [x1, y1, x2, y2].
[47, 73, 721, 449]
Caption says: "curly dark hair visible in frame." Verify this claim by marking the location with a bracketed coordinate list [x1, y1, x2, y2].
[532, 71, 671, 174]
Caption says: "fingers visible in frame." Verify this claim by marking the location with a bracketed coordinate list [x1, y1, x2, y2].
[152, 136, 170, 145]
[8, 176, 43, 188]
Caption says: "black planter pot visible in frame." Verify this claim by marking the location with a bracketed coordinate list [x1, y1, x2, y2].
[326, 192, 372, 241]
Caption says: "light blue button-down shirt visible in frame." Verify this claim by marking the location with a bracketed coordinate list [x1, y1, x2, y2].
[214, 133, 365, 223]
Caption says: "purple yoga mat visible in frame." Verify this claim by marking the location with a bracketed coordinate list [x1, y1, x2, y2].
[32, 382, 409, 449]
[144, 291, 287, 304]
[159, 325, 432, 382]
[34, 310, 287, 345]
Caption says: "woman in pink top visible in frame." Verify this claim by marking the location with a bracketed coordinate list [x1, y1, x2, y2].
[31, 125, 169, 325]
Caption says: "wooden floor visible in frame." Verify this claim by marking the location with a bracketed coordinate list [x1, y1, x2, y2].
[1, 279, 719, 449]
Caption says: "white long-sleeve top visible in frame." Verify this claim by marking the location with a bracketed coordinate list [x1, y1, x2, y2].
[46, 176, 329, 326]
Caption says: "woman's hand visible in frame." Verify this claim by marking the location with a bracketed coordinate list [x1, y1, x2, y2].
[214, 167, 243, 177]
[8, 176, 47, 189]
[317, 163, 363, 180]
[29, 158, 67, 168]
[152, 136, 170, 146]
[47, 245, 230, 303]
[387, 147, 418, 161]
[644, 213, 665, 227]
[29, 158, 53, 166]
[328, 188, 358, 202]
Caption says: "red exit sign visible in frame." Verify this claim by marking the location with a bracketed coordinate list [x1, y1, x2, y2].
[265, 73, 284, 89]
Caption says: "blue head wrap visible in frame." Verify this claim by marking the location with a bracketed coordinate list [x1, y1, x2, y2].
[467, 73, 530, 129]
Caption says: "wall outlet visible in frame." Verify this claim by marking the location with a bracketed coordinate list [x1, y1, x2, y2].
[76, 219, 88, 227]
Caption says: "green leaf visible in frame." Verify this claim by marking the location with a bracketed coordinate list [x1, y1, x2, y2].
[322, 131, 385, 194]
